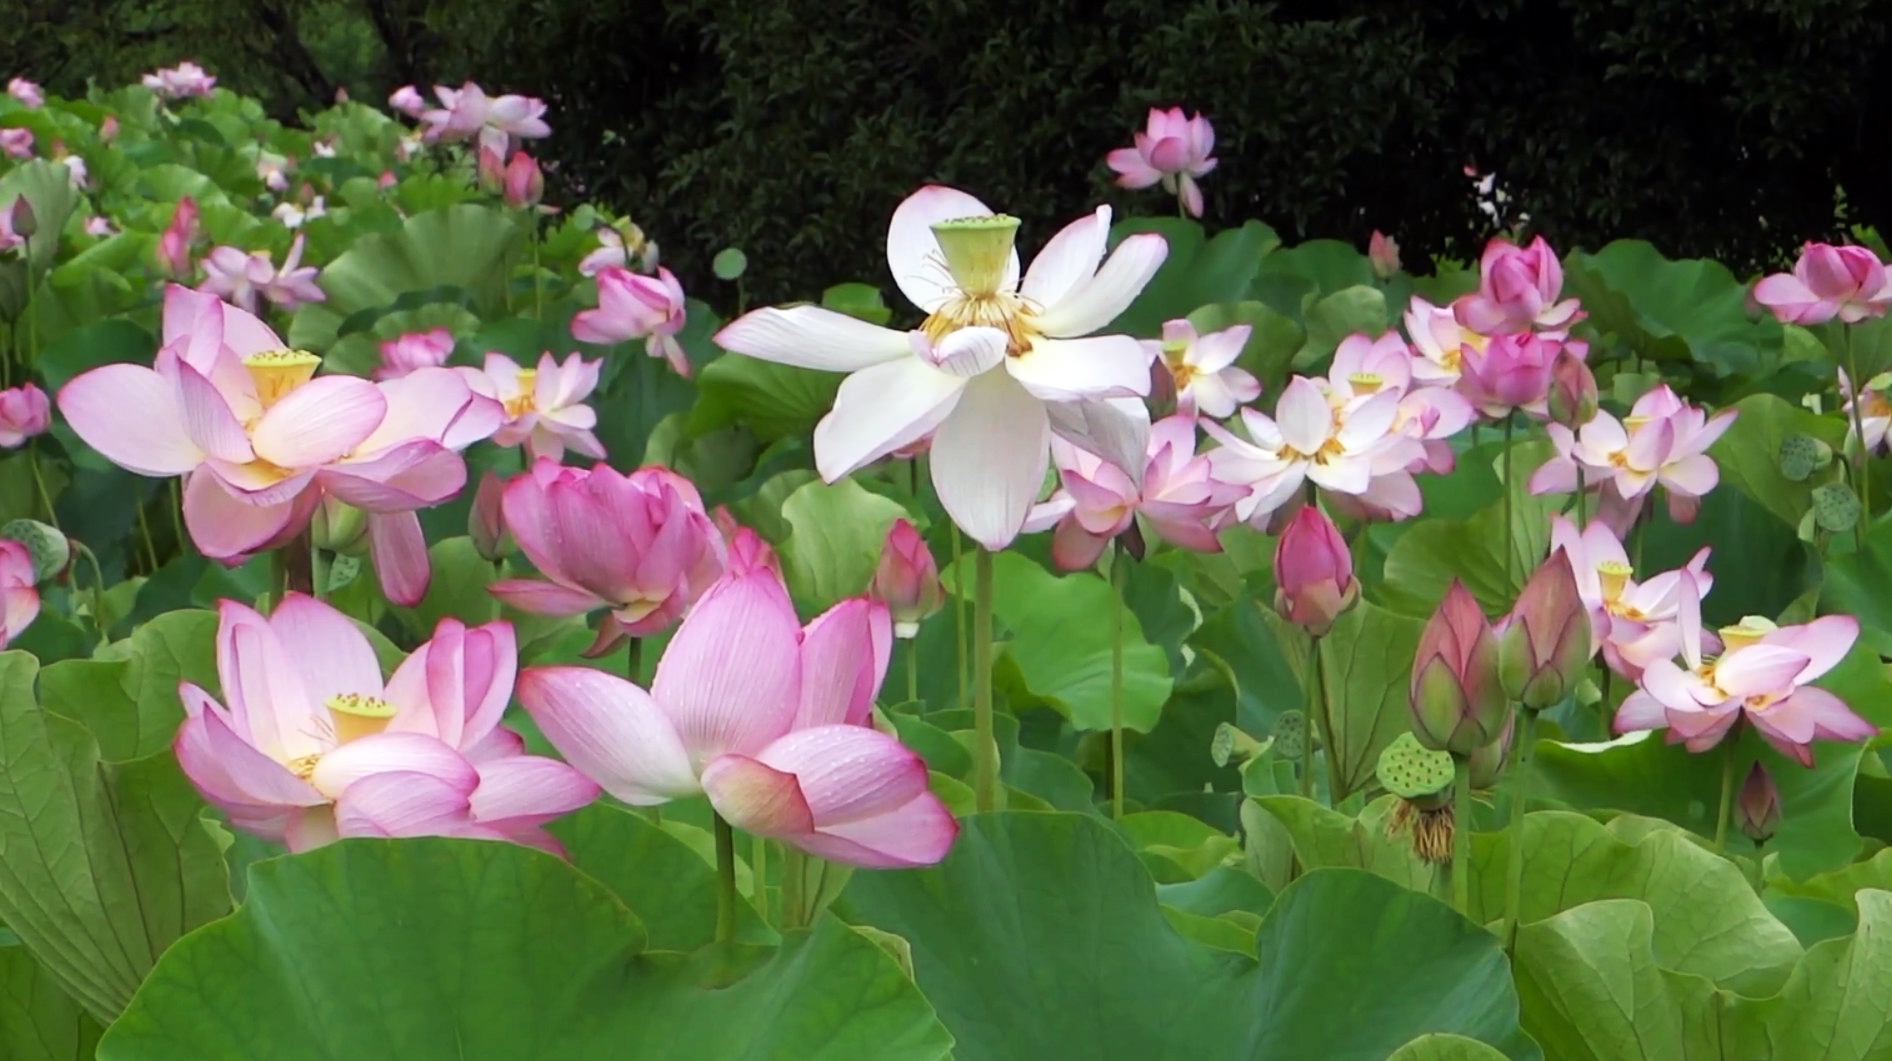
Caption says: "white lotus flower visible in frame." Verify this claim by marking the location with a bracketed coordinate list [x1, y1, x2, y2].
[715, 185, 1168, 549]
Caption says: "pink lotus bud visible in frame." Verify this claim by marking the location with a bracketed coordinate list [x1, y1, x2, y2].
[468, 470, 511, 561]
[374, 328, 455, 381]
[1467, 714, 1516, 789]
[8, 196, 33, 240]
[1495, 549, 1591, 710]
[1545, 346, 1598, 429]
[7, 78, 42, 108]
[1455, 235, 1584, 335]
[503, 151, 543, 209]
[1754, 242, 1892, 325]
[1272, 506, 1357, 637]
[1410, 581, 1510, 755]
[378, 170, 398, 190]
[870, 518, 946, 638]
[711, 506, 777, 574]
[389, 85, 426, 117]
[1457, 332, 1586, 421]
[477, 144, 505, 195]
[0, 383, 50, 447]
[1368, 230, 1400, 279]
[1737, 762, 1780, 842]
[0, 128, 32, 159]
[99, 116, 118, 142]
[156, 196, 198, 278]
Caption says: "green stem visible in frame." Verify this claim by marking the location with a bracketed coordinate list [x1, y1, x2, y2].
[531, 220, 543, 319]
[1110, 546, 1127, 820]
[1713, 741, 1739, 852]
[627, 637, 643, 685]
[169, 478, 185, 549]
[973, 547, 998, 813]
[751, 835, 769, 926]
[1845, 326, 1872, 536]
[135, 499, 158, 572]
[782, 846, 806, 930]
[905, 636, 919, 705]
[713, 812, 737, 944]
[638, 349, 657, 439]
[1452, 755, 1474, 918]
[952, 526, 968, 712]
[1501, 416, 1516, 588]
[266, 548, 286, 613]
[1746, 847, 1766, 896]
[27, 439, 57, 529]
[1301, 635, 1322, 800]
[310, 547, 331, 601]
[1502, 708, 1536, 945]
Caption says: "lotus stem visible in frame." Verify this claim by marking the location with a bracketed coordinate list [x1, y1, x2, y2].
[1501, 416, 1516, 589]
[906, 636, 919, 705]
[1575, 466, 1587, 528]
[713, 812, 737, 943]
[1714, 740, 1738, 852]
[1110, 546, 1127, 820]
[1502, 708, 1535, 946]
[27, 439, 57, 530]
[973, 546, 999, 813]
[1302, 634, 1323, 800]
[751, 835, 769, 926]
[782, 846, 805, 929]
[952, 525, 968, 713]
[1452, 755, 1474, 918]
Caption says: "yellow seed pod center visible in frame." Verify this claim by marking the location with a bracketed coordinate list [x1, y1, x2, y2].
[325, 692, 397, 745]
[242, 349, 323, 409]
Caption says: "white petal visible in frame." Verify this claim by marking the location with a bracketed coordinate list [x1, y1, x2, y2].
[1007, 334, 1152, 403]
[1047, 397, 1151, 486]
[1034, 233, 1169, 337]
[813, 357, 967, 480]
[930, 372, 1051, 550]
[713, 306, 911, 371]
[1020, 206, 1110, 310]
[918, 327, 1007, 379]
[885, 185, 1016, 312]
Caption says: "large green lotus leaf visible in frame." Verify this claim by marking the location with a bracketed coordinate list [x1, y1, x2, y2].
[98, 838, 951, 1061]
[1718, 888, 1892, 1060]
[943, 552, 1171, 734]
[1468, 812, 1801, 995]
[1564, 240, 1778, 376]
[1512, 900, 1731, 1061]
[1822, 513, 1892, 657]
[288, 204, 520, 352]
[1108, 218, 1280, 337]
[41, 608, 219, 761]
[1253, 238, 1376, 301]
[1251, 794, 1440, 893]
[1768, 847, 1892, 917]
[0, 943, 102, 1061]
[1386, 1036, 1517, 1061]
[1378, 439, 1558, 618]
[689, 351, 842, 445]
[1711, 392, 1844, 530]
[0, 160, 80, 278]
[1186, 299, 1304, 399]
[779, 477, 908, 612]
[0, 651, 232, 1024]
[1301, 599, 1427, 801]
[840, 812, 1539, 1061]
[1299, 284, 1388, 365]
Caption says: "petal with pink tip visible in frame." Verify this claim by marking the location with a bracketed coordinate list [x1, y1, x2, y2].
[175, 360, 254, 463]
[284, 806, 340, 851]
[795, 597, 892, 728]
[175, 688, 324, 814]
[470, 755, 600, 826]
[1762, 615, 1859, 684]
[321, 440, 464, 511]
[369, 510, 431, 606]
[753, 723, 932, 825]
[885, 185, 1011, 313]
[308, 731, 478, 802]
[1774, 687, 1877, 743]
[216, 599, 322, 760]
[651, 567, 803, 760]
[444, 620, 517, 750]
[1047, 397, 1152, 489]
[267, 593, 384, 703]
[701, 754, 817, 837]
[250, 376, 388, 468]
[793, 793, 960, 869]
[489, 578, 611, 616]
[333, 771, 476, 838]
[930, 371, 1051, 550]
[1712, 645, 1812, 699]
[813, 356, 967, 481]
[1034, 233, 1169, 338]
[58, 364, 202, 475]
[1612, 691, 1668, 733]
[1658, 454, 1719, 497]
[517, 665, 701, 803]
[1274, 378, 1333, 456]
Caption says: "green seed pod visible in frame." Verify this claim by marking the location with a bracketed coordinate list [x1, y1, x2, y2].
[0, 518, 69, 581]
[1777, 433, 1832, 482]
[1210, 722, 1265, 769]
[1271, 710, 1305, 763]
[1376, 732, 1455, 805]
[1812, 483, 1863, 533]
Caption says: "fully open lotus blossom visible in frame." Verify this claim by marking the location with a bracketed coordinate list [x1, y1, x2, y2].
[0, 540, 38, 648]
[715, 186, 1167, 550]
[156, 196, 198, 278]
[572, 265, 690, 377]
[143, 62, 216, 100]
[1148, 319, 1260, 418]
[519, 564, 955, 868]
[1403, 296, 1489, 388]
[7, 78, 41, 108]
[491, 459, 726, 654]
[375, 328, 456, 381]
[1456, 332, 1586, 420]
[1530, 384, 1736, 524]
[1495, 549, 1591, 709]
[1273, 505, 1357, 637]
[1410, 580, 1510, 756]
[1323, 331, 1475, 476]
[0, 382, 49, 446]
[1206, 375, 1426, 526]
[1106, 107, 1217, 218]
[176, 596, 596, 852]
[198, 234, 325, 314]
[870, 518, 946, 638]
[463, 351, 605, 461]
[1754, 243, 1892, 325]
[1368, 230, 1400, 279]
[389, 85, 426, 117]
[1839, 367, 1892, 454]
[579, 220, 658, 277]
[1454, 236, 1582, 335]
[420, 81, 551, 156]
[1027, 414, 1244, 570]
[1615, 588, 1873, 766]
[0, 128, 31, 159]
[1549, 515, 1714, 682]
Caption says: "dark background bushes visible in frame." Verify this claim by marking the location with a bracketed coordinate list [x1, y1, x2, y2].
[5, 0, 1888, 306]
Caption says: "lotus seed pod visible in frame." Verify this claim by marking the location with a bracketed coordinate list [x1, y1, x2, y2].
[1271, 710, 1306, 763]
[1376, 732, 1455, 804]
[1211, 722, 1265, 769]
[0, 518, 68, 581]
[1812, 483, 1862, 533]
[1777, 433, 1832, 483]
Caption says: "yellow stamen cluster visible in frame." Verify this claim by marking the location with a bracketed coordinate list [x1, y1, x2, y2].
[505, 370, 538, 419]
[243, 349, 323, 409]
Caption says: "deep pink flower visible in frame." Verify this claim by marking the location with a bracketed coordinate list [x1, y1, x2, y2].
[1754, 243, 1892, 325]
[572, 265, 690, 377]
[1106, 106, 1217, 218]
[375, 328, 455, 381]
[503, 151, 543, 209]
[156, 196, 198, 279]
[0, 128, 32, 159]
[1456, 332, 1586, 420]
[0, 540, 38, 648]
[1454, 236, 1583, 335]
[0, 382, 50, 446]
[1410, 580, 1509, 755]
[7, 78, 42, 108]
[388, 85, 426, 117]
[1273, 505, 1357, 637]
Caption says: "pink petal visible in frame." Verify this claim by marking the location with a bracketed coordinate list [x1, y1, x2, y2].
[321, 441, 465, 511]
[795, 597, 893, 728]
[1713, 645, 1813, 699]
[489, 578, 610, 616]
[174, 360, 254, 463]
[57, 364, 202, 475]
[793, 792, 960, 869]
[333, 771, 476, 838]
[308, 731, 479, 802]
[175, 689, 323, 824]
[469, 755, 600, 827]
[438, 620, 516, 751]
[215, 599, 321, 760]
[1659, 453, 1719, 497]
[751, 724, 931, 825]
[650, 567, 803, 760]
[516, 665, 701, 803]
[1107, 147, 1163, 188]
[369, 510, 431, 606]
[1274, 378, 1333, 455]
[1763, 615, 1859, 684]
[701, 754, 818, 837]
[267, 592, 385, 702]
[1772, 687, 1877, 743]
[250, 376, 388, 468]
[1612, 690, 1668, 733]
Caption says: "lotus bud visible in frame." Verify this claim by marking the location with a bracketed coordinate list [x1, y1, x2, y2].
[1467, 713, 1516, 789]
[1737, 761, 1780, 843]
[1410, 580, 1510, 755]
[870, 518, 946, 638]
[1368, 230, 1400, 280]
[468, 470, 512, 561]
[1272, 506, 1358, 638]
[504, 151, 543, 209]
[9, 196, 35, 240]
[1546, 347, 1598, 429]
[0, 518, 69, 581]
[1496, 549, 1592, 710]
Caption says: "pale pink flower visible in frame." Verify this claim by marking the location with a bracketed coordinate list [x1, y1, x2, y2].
[257, 153, 289, 192]
[420, 81, 550, 157]
[1454, 236, 1583, 335]
[197, 235, 325, 314]
[1403, 296, 1489, 388]
[0, 540, 37, 648]
[1754, 243, 1892, 325]
[85, 216, 115, 237]
[156, 196, 198, 278]
[389, 85, 426, 117]
[375, 329, 455, 381]
[0, 128, 32, 159]
[572, 265, 690, 377]
[1106, 106, 1217, 218]
[578, 222, 658, 276]
[271, 197, 326, 230]
[0, 382, 49, 446]
[1531, 385, 1735, 524]
[7, 78, 42, 108]
[1324, 331, 1474, 478]
[57, 153, 86, 188]
[143, 62, 216, 100]
[463, 351, 605, 462]
[1148, 319, 1260, 418]
[1368, 230, 1400, 279]
[1549, 515, 1713, 682]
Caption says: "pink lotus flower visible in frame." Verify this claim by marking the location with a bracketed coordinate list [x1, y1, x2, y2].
[1530, 385, 1735, 524]
[1148, 320, 1260, 418]
[578, 222, 658, 277]
[870, 518, 945, 638]
[1028, 414, 1244, 570]
[468, 469, 510, 561]
[503, 151, 543, 209]
[375, 328, 455, 381]
[156, 196, 198, 278]
[1546, 346, 1598, 429]
[1106, 107, 1217, 218]
[572, 265, 690, 377]
[389, 85, 426, 117]
[1368, 230, 1400, 279]
[1616, 591, 1873, 766]
[1454, 236, 1583, 335]
[477, 144, 506, 195]
[0, 382, 50, 446]
[1323, 331, 1475, 477]
[0, 539, 38, 648]
[1410, 580, 1510, 756]
[99, 116, 117, 142]
[57, 152, 86, 189]
[462, 351, 605, 462]
[271, 196, 326, 230]
[0, 128, 31, 159]
[257, 153, 289, 192]
[1549, 515, 1714, 683]
[175, 595, 597, 852]
[1403, 296, 1489, 388]
[198, 234, 325, 314]
[420, 81, 550, 156]
[1840, 367, 1892, 454]
[142, 62, 216, 100]
[1456, 332, 1586, 421]
[7, 78, 42, 108]
[1273, 505, 1358, 637]
[85, 216, 115, 237]
[491, 459, 727, 654]
[519, 564, 955, 868]
[1754, 243, 1892, 325]
[716, 186, 1167, 550]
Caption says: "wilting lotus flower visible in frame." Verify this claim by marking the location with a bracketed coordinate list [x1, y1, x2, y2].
[389, 84, 426, 117]
[579, 220, 658, 277]
[520, 564, 955, 867]
[7, 78, 41, 108]
[1368, 231, 1400, 279]
[0, 540, 38, 648]
[375, 328, 455, 381]
[1028, 414, 1243, 570]
[1840, 368, 1892, 455]
[1410, 581, 1510, 756]
[716, 186, 1167, 550]
[870, 518, 945, 638]
[463, 351, 605, 461]
[1456, 332, 1585, 420]
[1549, 515, 1712, 682]
[0, 128, 31, 159]
[1148, 320, 1260, 418]
[1737, 762, 1781, 842]
[572, 265, 690, 377]
[198, 234, 325, 314]
[491, 459, 726, 654]
[143, 62, 216, 100]
[1754, 243, 1892, 325]
[156, 196, 198, 278]
[1616, 588, 1873, 765]
[176, 596, 596, 852]
[1403, 296, 1489, 388]
[1454, 236, 1582, 335]
[1106, 107, 1217, 218]
[1495, 550, 1591, 709]
[1272, 505, 1358, 637]
[503, 151, 543, 209]
[0, 382, 49, 447]
[1530, 385, 1735, 524]
[420, 81, 550, 156]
